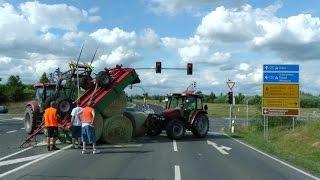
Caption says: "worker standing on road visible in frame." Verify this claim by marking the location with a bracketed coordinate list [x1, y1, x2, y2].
[43, 101, 60, 151]
[70, 100, 82, 149]
[77, 101, 100, 154]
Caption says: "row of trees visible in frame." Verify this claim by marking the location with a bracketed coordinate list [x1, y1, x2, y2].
[2, 73, 320, 108]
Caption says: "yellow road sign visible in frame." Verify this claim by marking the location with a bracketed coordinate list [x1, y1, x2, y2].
[263, 99, 299, 108]
[263, 84, 299, 98]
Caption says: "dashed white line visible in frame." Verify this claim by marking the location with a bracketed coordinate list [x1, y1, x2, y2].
[0, 147, 33, 161]
[6, 130, 17, 134]
[0, 145, 72, 179]
[175, 165, 181, 180]
[173, 140, 178, 152]
[20, 128, 25, 130]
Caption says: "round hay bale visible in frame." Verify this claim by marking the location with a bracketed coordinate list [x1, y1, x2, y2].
[93, 111, 104, 142]
[102, 114, 133, 144]
[100, 92, 127, 118]
[123, 111, 148, 137]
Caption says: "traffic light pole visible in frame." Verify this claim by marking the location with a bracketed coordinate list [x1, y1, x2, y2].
[226, 80, 236, 131]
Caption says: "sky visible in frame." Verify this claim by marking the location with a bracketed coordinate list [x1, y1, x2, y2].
[0, 0, 320, 97]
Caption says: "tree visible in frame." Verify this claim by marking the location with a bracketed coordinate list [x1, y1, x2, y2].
[6, 75, 25, 102]
[39, 72, 50, 83]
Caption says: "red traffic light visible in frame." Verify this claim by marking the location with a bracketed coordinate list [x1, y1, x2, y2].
[156, 61, 161, 73]
[228, 92, 233, 104]
[187, 63, 193, 75]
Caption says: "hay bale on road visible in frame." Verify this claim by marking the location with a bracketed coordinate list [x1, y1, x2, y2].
[100, 92, 127, 118]
[93, 111, 104, 142]
[101, 114, 133, 144]
[123, 111, 148, 137]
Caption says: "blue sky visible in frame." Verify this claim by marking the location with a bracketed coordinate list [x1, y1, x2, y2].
[1, 0, 320, 96]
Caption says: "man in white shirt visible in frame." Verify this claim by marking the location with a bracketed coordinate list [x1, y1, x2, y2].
[70, 100, 82, 149]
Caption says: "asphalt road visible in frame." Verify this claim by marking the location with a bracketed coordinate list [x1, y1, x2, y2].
[0, 112, 319, 180]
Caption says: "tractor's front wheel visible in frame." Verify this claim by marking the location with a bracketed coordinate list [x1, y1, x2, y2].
[191, 114, 209, 138]
[146, 119, 163, 136]
[166, 119, 186, 140]
[24, 106, 36, 134]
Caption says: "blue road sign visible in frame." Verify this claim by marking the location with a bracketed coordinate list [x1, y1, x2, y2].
[263, 64, 299, 72]
[263, 72, 299, 83]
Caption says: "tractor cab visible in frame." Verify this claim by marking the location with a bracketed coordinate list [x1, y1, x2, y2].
[163, 91, 206, 123]
[34, 83, 67, 112]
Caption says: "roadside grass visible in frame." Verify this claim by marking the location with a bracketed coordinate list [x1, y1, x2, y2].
[226, 120, 320, 177]
[4, 101, 29, 114]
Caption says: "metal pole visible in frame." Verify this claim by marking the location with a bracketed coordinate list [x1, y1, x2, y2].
[246, 99, 249, 126]
[229, 104, 232, 128]
[263, 115, 266, 139]
[292, 117, 295, 131]
[266, 116, 269, 141]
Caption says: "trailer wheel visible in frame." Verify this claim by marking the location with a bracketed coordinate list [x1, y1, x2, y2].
[80, 75, 94, 90]
[24, 106, 36, 134]
[56, 97, 73, 117]
[96, 71, 112, 88]
[166, 119, 186, 140]
[191, 114, 209, 138]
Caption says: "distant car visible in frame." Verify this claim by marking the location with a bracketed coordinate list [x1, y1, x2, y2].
[0, 106, 8, 114]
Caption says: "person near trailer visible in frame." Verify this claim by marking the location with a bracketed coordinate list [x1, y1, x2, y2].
[43, 101, 60, 151]
[70, 100, 82, 149]
[77, 101, 100, 154]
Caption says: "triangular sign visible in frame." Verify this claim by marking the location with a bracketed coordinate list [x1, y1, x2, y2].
[227, 81, 235, 91]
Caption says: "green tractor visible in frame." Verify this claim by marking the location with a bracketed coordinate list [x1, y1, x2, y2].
[23, 63, 95, 134]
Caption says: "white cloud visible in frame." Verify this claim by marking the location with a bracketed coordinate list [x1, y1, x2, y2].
[90, 28, 137, 47]
[20, 1, 98, 31]
[0, 56, 11, 64]
[139, 28, 161, 48]
[178, 44, 231, 64]
[93, 46, 141, 68]
[88, 7, 99, 14]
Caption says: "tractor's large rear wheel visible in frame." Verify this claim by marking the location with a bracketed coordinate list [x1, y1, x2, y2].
[56, 97, 73, 117]
[80, 75, 94, 90]
[96, 71, 112, 88]
[24, 106, 36, 134]
[191, 114, 209, 138]
[43, 95, 57, 110]
[166, 119, 186, 140]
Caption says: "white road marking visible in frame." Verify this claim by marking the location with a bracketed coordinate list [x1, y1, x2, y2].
[0, 153, 50, 167]
[0, 147, 33, 161]
[6, 130, 17, 134]
[175, 165, 181, 180]
[173, 140, 178, 152]
[20, 128, 25, 130]
[0, 119, 15, 122]
[231, 137, 320, 180]
[207, 140, 232, 155]
[12, 117, 23, 120]
[0, 145, 72, 179]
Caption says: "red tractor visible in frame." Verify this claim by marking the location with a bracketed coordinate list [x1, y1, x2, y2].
[146, 90, 209, 140]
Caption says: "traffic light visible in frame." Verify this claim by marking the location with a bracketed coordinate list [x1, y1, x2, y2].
[156, 61, 161, 73]
[187, 63, 193, 75]
[193, 81, 196, 88]
[228, 92, 233, 104]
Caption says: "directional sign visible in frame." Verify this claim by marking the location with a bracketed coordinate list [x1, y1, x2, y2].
[263, 84, 299, 98]
[263, 64, 299, 72]
[263, 72, 299, 83]
[262, 108, 299, 116]
[263, 99, 299, 108]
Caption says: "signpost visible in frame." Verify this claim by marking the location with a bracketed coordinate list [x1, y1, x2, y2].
[262, 64, 300, 140]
